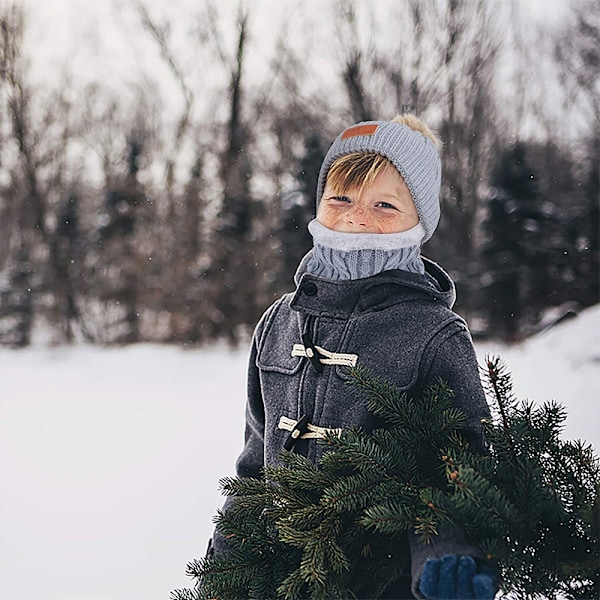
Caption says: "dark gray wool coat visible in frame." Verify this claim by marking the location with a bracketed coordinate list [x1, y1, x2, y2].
[211, 254, 490, 599]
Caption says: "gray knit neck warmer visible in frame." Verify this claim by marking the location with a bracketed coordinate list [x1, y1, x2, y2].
[306, 219, 425, 280]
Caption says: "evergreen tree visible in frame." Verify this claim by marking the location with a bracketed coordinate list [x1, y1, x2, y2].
[48, 190, 83, 342]
[481, 143, 561, 340]
[97, 129, 146, 344]
[0, 244, 34, 347]
[277, 133, 325, 288]
[172, 359, 599, 600]
[567, 134, 600, 309]
[162, 155, 209, 345]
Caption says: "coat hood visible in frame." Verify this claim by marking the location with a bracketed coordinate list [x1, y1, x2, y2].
[293, 250, 456, 313]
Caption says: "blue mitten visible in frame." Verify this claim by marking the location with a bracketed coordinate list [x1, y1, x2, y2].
[419, 554, 498, 600]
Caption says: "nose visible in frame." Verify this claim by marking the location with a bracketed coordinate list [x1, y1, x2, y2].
[346, 204, 371, 229]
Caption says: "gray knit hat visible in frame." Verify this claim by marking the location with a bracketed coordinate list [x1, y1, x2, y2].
[316, 120, 441, 243]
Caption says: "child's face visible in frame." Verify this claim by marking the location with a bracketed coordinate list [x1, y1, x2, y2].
[317, 167, 419, 234]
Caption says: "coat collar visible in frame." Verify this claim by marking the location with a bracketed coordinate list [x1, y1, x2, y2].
[291, 250, 456, 318]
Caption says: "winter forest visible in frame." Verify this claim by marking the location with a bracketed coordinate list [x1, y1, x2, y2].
[0, 0, 598, 348]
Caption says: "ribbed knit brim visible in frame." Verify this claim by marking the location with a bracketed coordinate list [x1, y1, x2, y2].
[316, 120, 441, 243]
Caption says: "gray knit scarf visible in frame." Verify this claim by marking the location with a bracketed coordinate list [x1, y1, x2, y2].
[306, 219, 426, 280]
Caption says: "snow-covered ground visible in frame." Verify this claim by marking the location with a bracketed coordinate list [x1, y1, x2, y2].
[0, 305, 598, 600]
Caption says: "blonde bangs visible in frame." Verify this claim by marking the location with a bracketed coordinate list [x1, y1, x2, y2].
[326, 152, 394, 196]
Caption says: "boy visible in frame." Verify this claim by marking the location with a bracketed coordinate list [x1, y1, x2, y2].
[210, 115, 497, 599]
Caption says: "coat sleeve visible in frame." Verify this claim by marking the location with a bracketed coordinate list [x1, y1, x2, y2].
[208, 303, 274, 555]
[409, 322, 490, 598]
[418, 320, 490, 449]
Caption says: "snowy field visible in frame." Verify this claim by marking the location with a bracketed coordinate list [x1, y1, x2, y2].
[0, 305, 598, 600]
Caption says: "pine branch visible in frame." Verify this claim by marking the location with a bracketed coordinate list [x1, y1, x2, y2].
[483, 355, 518, 463]
[174, 362, 599, 600]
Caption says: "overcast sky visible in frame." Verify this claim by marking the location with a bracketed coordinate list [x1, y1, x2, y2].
[20, 0, 569, 89]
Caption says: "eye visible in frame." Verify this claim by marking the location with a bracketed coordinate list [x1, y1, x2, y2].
[376, 201, 398, 210]
[330, 195, 351, 203]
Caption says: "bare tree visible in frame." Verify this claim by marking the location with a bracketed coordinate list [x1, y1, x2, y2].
[0, 3, 89, 342]
[209, 4, 259, 344]
[553, 0, 600, 309]
[0, 1, 23, 266]
[554, 0, 600, 132]
[435, 0, 501, 251]
[135, 2, 194, 199]
[332, 0, 375, 122]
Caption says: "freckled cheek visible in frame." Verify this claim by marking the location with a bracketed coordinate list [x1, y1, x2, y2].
[316, 204, 330, 217]
[316, 206, 339, 227]
[380, 213, 417, 234]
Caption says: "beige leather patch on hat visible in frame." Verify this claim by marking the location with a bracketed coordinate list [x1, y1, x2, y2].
[341, 124, 379, 139]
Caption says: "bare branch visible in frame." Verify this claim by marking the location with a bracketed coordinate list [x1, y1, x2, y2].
[135, 1, 194, 191]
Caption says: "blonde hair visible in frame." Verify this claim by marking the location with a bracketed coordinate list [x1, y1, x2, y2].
[325, 152, 394, 198]
[325, 114, 440, 196]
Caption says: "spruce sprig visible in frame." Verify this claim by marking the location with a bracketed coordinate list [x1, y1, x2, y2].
[172, 357, 599, 600]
